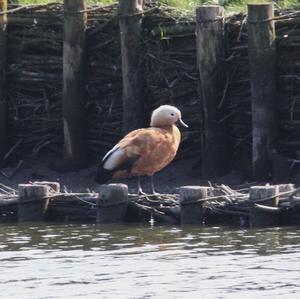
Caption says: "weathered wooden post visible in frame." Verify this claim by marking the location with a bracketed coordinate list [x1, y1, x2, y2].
[18, 184, 50, 222]
[248, 3, 277, 180]
[0, 0, 7, 163]
[278, 183, 294, 194]
[180, 186, 210, 224]
[249, 185, 279, 227]
[63, 0, 87, 170]
[33, 181, 61, 193]
[196, 5, 229, 178]
[119, 0, 146, 133]
[97, 184, 128, 223]
[278, 183, 295, 225]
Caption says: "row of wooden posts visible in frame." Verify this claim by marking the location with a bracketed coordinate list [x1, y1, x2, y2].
[12, 182, 293, 227]
[0, 1, 277, 180]
[198, 3, 276, 181]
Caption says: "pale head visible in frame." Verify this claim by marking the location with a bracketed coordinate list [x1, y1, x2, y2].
[150, 105, 188, 128]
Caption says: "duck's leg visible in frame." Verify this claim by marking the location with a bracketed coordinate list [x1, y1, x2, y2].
[150, 175, 159, 195]
[137, 176, 146, 195]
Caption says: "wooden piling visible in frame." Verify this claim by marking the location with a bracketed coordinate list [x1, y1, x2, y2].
[196, 5, 229, 178]
[179, 186, 210, 224]
[278, 183, 294, 193]
[33, 181, 61, 193]
[248, 3, 277, 180]
[249, 185, 279, 227]
[18, 184, 50, 222]
[63, 0, 87, 170]
[119, 0, 146, 133]
[0, 0, 7, 163]
[97, 184, 128, 224]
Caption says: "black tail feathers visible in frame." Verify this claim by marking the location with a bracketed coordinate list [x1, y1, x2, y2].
[95, 164, 113, 184]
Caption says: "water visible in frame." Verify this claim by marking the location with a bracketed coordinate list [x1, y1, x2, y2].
[0, 223, 300, 299]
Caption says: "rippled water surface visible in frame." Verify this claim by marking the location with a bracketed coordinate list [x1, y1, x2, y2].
[0, 223, 300, 299]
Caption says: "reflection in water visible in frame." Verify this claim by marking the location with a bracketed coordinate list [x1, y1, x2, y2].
[0, 224, 300, 298]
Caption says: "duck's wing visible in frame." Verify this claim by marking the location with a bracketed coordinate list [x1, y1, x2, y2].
[95, 129, 145, 183]
[102, 129, 144, 169]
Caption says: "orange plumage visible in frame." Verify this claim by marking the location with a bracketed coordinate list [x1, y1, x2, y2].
[95, 105, 188, 193]
[111, 125, 181, 179]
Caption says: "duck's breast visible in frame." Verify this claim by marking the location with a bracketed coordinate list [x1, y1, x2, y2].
[131, 126, 181, 175]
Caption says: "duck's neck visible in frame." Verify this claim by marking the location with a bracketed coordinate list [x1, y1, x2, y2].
[153, 124, 181, 144]
[171, 125, 181, 145]
[152, 124, 173, 131]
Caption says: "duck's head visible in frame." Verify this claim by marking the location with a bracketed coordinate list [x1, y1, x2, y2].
[150, 105, 188, 128]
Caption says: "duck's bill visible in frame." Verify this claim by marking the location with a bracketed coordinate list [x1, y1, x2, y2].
[177, 118, 189, 128]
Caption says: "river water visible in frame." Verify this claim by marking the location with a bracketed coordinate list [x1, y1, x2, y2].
[0, 223, 299, 299]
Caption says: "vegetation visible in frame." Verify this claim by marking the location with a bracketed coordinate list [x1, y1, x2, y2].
[169, 0, 298, 11]
[7, 0, 300, 13]
[8, 0, 116, 5]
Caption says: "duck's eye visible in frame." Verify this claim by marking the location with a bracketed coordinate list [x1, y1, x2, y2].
[170, 113, 175, 117]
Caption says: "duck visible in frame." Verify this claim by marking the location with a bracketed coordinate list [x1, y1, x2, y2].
[95, 105, 188, 194]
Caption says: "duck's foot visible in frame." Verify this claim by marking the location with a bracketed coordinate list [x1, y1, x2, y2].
[150, 190, 160, 196]
[138, 188, 147, 196]
[149, 175, 160, 196]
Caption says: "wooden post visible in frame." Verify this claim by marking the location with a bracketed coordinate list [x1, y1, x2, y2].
[179, 186, 210, 224]
[278, 184, 295, 226]
[248, 4, 276, 180]
[249, 185, 279, 227]
[33, 181, 61, 193]
[0, 0, 7, 163]
[196, 6, 229, 178]
[278, 183, 294, 194]
[119, 0, 146, 133]
[18, 184, 50, 222]
[97, 184, 128, 223]
[63, 0, 87, 170]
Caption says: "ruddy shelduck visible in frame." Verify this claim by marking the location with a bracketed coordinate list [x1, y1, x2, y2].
[95, 105, 188, 194]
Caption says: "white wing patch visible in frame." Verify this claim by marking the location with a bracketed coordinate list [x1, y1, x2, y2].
[103, 148, 125, 170]
[102, 145, 119, 162]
